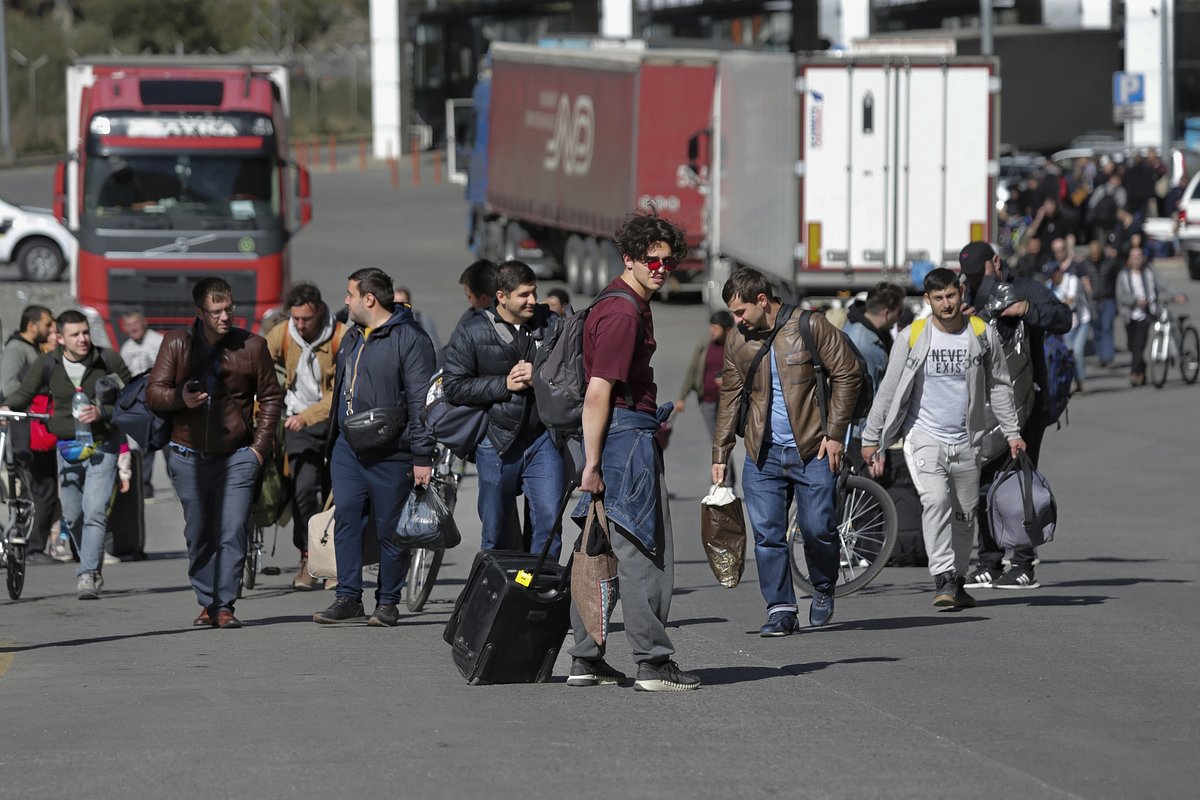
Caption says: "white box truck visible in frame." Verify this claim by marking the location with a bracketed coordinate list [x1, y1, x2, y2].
[711, 53, 999, 296]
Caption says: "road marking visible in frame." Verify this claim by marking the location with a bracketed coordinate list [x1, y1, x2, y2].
[0, 640, 13, 679]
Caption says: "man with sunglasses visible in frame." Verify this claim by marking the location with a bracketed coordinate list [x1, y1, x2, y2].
[567, 213, 700, 692]
[147, 277, 284, 628]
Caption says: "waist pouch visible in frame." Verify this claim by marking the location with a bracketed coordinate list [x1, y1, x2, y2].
[341, 406, 406, 455]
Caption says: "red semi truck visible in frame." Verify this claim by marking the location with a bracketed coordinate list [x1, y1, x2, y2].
[467, 43, 715, 298]
[55, 57, 312, 344]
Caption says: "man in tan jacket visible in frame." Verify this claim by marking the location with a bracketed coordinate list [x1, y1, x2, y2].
[267, 283, 345, 589]
[713, 267, 862, 637]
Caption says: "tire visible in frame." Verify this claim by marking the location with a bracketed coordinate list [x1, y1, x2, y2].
[1180, 326, 1200, 385]
[581, 237, 602, 296]
[1149, 330, 1170, 388]
[564, 235, 585, 293]
[16, 238, 65, 282]
[6, 546, 25, 600]
[242, 531, 262, 591]
[1187, 251, 1200, 282]
[598, 238, 622, 290]
[790, 475, 898, 598]
[1, 464, 35, 546]
[406, 547, 444, 612]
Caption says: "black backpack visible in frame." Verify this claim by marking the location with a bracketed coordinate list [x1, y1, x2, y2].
[795, 310, 872, 431]
[532, 289, 642, 433]
[111, 371, 173, 452]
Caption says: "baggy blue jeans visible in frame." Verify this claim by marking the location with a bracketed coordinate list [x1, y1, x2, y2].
[1094, 299, 1117, 365]
[330, 436, 413, 607]
[741, 442, 839, 613]
[58, 439, 120, 578]
[475, 430, 564, 559]
[167, 445, 261, 612]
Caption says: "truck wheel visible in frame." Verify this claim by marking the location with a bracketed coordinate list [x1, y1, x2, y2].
[599, 239, 622, 290]
[565, 235, 585, 293]
[1188, 251, 1200, 281]
[581, 238, 602, 296]
[504, 221, 523, 262]
[16, 238, 65, 282]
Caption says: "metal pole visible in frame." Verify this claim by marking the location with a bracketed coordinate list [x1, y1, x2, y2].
[980, 0, 993, 56]
[1161, 0, 1173, 151]
[0, 0, 12, 161]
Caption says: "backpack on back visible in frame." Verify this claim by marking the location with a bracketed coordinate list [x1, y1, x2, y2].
[532, 289, 642, 433]
[796, 310, 875, 429]
[111, 372, 173, 452]
[1041, 334, 1075, 427]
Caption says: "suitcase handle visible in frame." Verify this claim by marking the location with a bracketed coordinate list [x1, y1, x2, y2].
[523, 479, 577, 593]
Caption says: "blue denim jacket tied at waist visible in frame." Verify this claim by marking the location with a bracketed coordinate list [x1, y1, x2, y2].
[571, 405, 670, 554]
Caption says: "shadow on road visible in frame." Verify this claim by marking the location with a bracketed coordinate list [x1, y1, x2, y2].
[695, 656, 902, 685]
[815, 614, 990, 633]
[1042, 557, 1166, 565]
[979, 594, 1110, 607]
[1050, 578, 1190, 587]
[1, 627, 205, 652]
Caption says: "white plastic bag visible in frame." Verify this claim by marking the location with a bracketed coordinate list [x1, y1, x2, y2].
[701, 485, 737, 507]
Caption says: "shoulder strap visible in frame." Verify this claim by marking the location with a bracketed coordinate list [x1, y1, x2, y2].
[968, 316, 987, 337]
[589, 289, 646, 408]
[40, 353, 55, 389]
[796, 310, 829, 434]
[331, 323, 344, 355]
[907, 318, 928, 348]
[281, 327, 290, 364]
[738, 304, 794, 418]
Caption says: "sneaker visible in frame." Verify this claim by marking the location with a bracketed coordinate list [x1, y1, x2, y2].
[933, 571, 956, 608]
[993, 566, 1040, 590]
[953, 576, 976, 608]
[964, 566, 1001, 589]
[367, 604, 401, 627]
[103, 552, 121, 565]
[633, 660, 701, 692]
[49, 538, 72, 562]
[566, 658, 627, 687]
[313, 597, 366, 624]
[758, 610, 798, 637]
[292, 558, 321, 591]
[76, 572, 101, 600]
[809, 590, 835, 628]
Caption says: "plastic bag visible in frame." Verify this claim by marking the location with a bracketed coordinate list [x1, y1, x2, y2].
[700, 485, 747, 588]
[394, 485, 460, 549]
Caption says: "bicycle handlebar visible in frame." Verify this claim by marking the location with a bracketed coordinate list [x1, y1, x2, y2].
[0, 410, 51, 421]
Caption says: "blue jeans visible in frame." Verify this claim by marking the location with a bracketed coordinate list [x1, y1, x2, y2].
[476, 430, 564, 559]
[330, 437, 413, 607]
[167, 446, 261, 611]
[1094, 299, 1117, 365]
[742, 443, 839, 612]
[1065, 319, 1090, 383]
[58, 440, 120, 577]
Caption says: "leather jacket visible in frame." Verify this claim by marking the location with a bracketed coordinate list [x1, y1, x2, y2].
[714, 308, 862, 465]
[146, 323, 284, 457]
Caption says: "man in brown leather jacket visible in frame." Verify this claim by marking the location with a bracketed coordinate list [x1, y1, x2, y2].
[147, 277, 284, 629]
[713, 267, 862, 637]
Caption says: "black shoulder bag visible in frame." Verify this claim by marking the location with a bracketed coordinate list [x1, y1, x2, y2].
[735, 304, 794, 438]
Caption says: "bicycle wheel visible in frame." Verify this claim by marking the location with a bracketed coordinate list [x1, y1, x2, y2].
[405, 547, 444, 612]
[1179, 326, 1200, 385]
[0, 464, 35, 545]
[1149, 330, 1170, 388]
[790, 475, 898, 598]
[242, 530, 262, 591]
[6, 544, 25, 600]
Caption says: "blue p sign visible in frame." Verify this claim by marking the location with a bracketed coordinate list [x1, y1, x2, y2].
[1113, 72, 1145, 106]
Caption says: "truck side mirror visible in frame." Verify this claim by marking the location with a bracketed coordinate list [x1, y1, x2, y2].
[687, 134, 700, 162]
[53, 161, 67, 223]
[297, 165, 313, 227]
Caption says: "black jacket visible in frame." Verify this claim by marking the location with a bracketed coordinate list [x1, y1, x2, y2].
[971, 273, 1072, 414]
[442, 304, 560, 456]
[7, 347, 132, 443]
[327, 306, 436, 466]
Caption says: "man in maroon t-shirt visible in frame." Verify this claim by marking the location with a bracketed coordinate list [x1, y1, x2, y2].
[675, 310, 736, 485]
[566, 213, 700, 693]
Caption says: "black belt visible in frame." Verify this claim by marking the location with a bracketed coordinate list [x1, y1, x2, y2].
[168, 443, 239, 460]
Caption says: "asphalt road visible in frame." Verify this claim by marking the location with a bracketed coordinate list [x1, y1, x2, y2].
[0, 162, 1197, 799]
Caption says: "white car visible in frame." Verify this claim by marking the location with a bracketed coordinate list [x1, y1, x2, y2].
[0, 195, 75, 281]
[1178, 170, 1200, 281]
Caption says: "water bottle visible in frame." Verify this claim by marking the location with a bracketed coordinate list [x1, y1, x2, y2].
[72, 389, 93, 444]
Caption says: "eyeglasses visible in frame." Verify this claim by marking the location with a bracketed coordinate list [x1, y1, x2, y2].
[643, 256, 678, 273]
[202, 305, 235, 320]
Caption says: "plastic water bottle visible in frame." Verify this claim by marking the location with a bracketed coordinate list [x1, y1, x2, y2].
[72, 389, 93, 444]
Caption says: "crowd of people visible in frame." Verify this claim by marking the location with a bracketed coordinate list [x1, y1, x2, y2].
[0, 200, 1187, 689]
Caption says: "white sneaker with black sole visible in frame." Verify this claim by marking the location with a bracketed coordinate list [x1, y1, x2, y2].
[992, 566, 1040, 589]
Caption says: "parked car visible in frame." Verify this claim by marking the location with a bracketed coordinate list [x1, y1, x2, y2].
[0, 195, 74, 281]
[1177, 170, 1200, 281]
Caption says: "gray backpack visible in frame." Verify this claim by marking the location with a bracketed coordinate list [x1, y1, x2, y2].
[987, 452, 1057, 549]
[532, 289, 641, 433]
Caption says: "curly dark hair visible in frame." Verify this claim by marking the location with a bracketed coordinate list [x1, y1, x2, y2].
[614, 212, 688, 262]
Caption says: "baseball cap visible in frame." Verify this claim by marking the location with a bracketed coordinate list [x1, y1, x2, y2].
[958, 241, 996, 277]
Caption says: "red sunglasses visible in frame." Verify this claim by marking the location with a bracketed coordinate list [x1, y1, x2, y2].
[643, 255, 678, 272]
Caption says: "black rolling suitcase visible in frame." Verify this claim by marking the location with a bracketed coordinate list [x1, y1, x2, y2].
[443, 485, 575, 685]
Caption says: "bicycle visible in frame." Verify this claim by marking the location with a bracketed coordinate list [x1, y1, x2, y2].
[789, 429, 898, 598]
[404, 444, 462, 612]
[0, 410, 51, 600]
[1148, 300, 1200, 389]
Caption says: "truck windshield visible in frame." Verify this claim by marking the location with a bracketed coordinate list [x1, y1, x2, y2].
[84, 154, 280, 228]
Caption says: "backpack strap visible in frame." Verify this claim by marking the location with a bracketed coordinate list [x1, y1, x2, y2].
[281, 326, 290, 365]
[40, 353, 56, 390]
[907, 318, 928, 348]
[908, 316, 989, 349]
[796, 310, 830, 435]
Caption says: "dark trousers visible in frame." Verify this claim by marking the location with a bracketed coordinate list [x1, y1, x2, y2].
[27, 449, 60, 553]
[1126, 318, 1151, 376]
[167, 447, 261, 612]
[286, 426, 326, 554]
[330, 437, 413, 607]
[977, 415, 1046, 571]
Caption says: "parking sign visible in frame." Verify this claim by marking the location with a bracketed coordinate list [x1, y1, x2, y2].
[1113, 72, 1145, 123]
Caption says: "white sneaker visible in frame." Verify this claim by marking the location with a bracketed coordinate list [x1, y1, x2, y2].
[50, 538, 72, 562]
[77, 573, 101, 600]
[103, 552, 121, 565]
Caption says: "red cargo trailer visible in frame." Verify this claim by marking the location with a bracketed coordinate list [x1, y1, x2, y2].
[471, 43, 715, 298]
